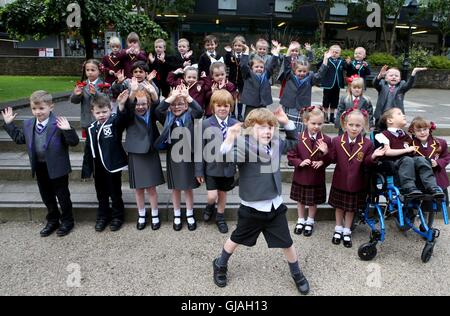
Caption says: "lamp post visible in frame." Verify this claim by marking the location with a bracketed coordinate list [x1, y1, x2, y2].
[402, 0, 418, 81]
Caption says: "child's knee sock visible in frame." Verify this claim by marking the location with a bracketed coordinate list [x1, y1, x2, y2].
[288, 260, 301, 276]
[217, 248, 232, 267]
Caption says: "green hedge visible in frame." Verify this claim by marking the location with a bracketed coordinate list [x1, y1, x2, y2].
[367, 53, 399, 67]
[429, 56, 450, 70]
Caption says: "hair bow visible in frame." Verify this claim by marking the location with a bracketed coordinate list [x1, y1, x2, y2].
[346, 74, 360, 85]
[430, 121, 437, 131]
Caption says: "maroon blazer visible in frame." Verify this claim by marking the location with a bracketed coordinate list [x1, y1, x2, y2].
[287, 131, 332, 186]
[413, 136, 450, 188]
[167, 72, 207, 110]
[329, 133, 375, 192]
[203, 77, 237, 116]
[102, 53, 122, 84]
[117, 49, 148, 79]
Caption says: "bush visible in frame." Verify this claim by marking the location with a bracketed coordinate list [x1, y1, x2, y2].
[397, 45, 431, 69]
[429, 56, 450, 70]
[311, 45, 328, 64]
[341, 49, 354, 60]
[367, 52, 399, 67]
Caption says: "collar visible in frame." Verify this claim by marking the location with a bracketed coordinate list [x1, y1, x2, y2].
[352, 96, 360, 102]
[348, 136, 357, 144]
[421, 142, 428, 148]
[87, 78, 99, 85]
[215, 115, 228, 126]
[387, 127, 403, 136]
[308, 132, 317, 140]
[208, 50, 216, 56]
[37, 117, 50, 127]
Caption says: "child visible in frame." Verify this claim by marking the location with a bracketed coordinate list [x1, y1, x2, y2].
[329, 109, 387, 248]
[102, 36, 123, 85]
[287, 106, 331, 237]
[240, 43, 280, 119]
[148, 38, 171, 98]
[81, 94, 128, 232]
[195, 90, 238, 233]
[335, 76, 374, 135]
[277, 41, 314, 98]
[224, 35, 246, 121]
[70, 59, 104, 139]
[2, 91, 79, 237]
[280, 50, 331, 133]
[204, 62, 236, 117]
[166, 38, 196, 71]
[112, 61, 160, 99]
[117, 32, 148, 79]
[198, 35, 223, 78]
[373, 65, 427, 123]
[409, 117, 450, 204]
[250, 38, 272, 65]
[345, 47, 371, 87]
[375, 108, 445, 199]
[167, 66, 207, 111]
[320, 45, 346, 124]
[154, 85, 203, 231]
[117, 85, 165, 231]
[212, 107, 310, 295]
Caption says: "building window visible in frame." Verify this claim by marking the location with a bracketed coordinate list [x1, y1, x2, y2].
[275, 0, 292, 13]
[218, 0, 237, 10]
[330, 3, 348, 16]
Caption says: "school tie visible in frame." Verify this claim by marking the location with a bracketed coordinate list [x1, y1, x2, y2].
[175, 118, 184, 127]
[349, 141, 355, 151]
[35, 123, 46, 134]
[210, 53, 215, 59]
[311, 136, 317, 148]
[353, 97, 359, 109]
[264, 144, 272, 156]
[389, 85, 395, 94]
[236, 53, 241, 60]
[396, 129, 405, 137]
[220, 121, 227, 140]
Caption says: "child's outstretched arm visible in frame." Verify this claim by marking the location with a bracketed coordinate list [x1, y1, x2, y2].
[312, 51, 332, 86]
[239, 45, 251, 79]
[274, 106, 298, 154]
[401, 67, 426, 93]
[373, 65, 388, 92]
[56, 116, 79, 147]
[2, 107, 25, 145]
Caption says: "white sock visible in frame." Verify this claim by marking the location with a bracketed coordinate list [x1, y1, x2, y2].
[138, 209, 146, 224]
[343, 228, 351, 236]
[335, 225, 344, 233]
[306, 217, 315, 225]
[151, 209, 159, 224]
[174, 209, 181, 225]
[186, 209, 195, 225]
[297, 218, 306, 225]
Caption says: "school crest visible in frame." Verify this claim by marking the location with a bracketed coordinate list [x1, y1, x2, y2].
[103, 126, 113, 138]
[197, 84, 202, 92]
[403, 142, 410, 149]
[357, 152, 364, 162]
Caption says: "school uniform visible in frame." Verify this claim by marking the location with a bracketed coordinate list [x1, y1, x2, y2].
[111, 79, 160, 101]
[239, 54, 279, 118]
[102, 52, 122, 85]
[116, 49, 148, 79]
[120, 100, 165, 189]
[221, 121, 298, 248]
[225, 51, 245, 93]
[277, 51, 314, 97]
[335, 95, 375, 134]
[154, 99, 203, 190]
[345, 60, 371, 84]
[195, 115, 238, 191]
[148, 55, 171, 97]
[375, 129, 440, 193]
[287, 131, 332, 205]
[328, 133, 375, 212]
[320, 57, 347, 110]
[81, 114, 128, 222]
[70, 78, 104, 129]
[203, 77, 237, 116]
[3, 112, 79, 226]
[166, 72, 208, 110]
[198, 51, 224, 77]
[373, 75, 416, 122]
[166, 52, 197, 72]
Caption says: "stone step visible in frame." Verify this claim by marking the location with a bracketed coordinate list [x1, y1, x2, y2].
[0, 181, 336, 222]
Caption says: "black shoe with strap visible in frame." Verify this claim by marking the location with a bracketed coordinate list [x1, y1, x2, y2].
[203, 204, 216, 222]
[136, 214, 147, 231]
[213, 258, 228, 287]
[294, 223, 304, 235]
[187, 215, 197, 231]
[151, 215, 161, 230]
[292, 272, 310, 295]
[343, 234, 352, 248]
[303, 223, 314, 237]
[173, 216, 182, 231]
[332, 231, 342, 245]
[216, 217, 228, 234]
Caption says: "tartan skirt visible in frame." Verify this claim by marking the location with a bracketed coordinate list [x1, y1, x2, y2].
[290, 182, 327, 206]
[283, 106, 305, 133]
[328, 186, 367, 213]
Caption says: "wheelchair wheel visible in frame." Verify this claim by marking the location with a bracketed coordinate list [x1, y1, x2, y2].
[421, 241, 435, 263]
[358, 242, 378, 261]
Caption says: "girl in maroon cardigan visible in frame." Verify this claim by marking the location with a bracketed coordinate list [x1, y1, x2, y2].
[287, 106, 331, 237]
[167, 66, 207, 111]
[409, 117, 450, 204]
[328, 109, 386, 248]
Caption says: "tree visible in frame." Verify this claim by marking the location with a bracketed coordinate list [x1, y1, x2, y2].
[0, 0, 167, 59]
[426, 0, 450, 55]
[290, 0, 349, 47]
[132, 0, 195, 20]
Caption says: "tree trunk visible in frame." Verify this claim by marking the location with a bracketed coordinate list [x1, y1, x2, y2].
[389, 13, 400, 55]
[79, 0, 94, 60]
[442, 31, 447, 56]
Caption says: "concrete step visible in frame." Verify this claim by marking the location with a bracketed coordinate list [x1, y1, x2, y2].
[0, 181, 336, 222]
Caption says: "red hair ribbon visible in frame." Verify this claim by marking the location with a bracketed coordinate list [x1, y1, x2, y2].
[342, 107, 368, 119]
[301, 105, 325, 115]
[430, 121, 437, 131]
[346, 74, 360, 85]
[98, 83, 111, 91]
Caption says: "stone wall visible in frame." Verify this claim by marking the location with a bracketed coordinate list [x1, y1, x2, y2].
[369, 67, 450, 89]
[0, 56, 85, 76]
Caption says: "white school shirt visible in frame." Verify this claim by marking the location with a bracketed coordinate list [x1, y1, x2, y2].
[375, 127, 403, 145]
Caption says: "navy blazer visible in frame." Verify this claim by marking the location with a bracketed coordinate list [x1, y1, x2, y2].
[319, 57, 347, 89]
[3, 112, 79, 179]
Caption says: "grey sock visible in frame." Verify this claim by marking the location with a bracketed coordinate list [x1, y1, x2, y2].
[216, 213, 225, 221]
[288, 261, 301, 276]
[217, 248, 232, 267]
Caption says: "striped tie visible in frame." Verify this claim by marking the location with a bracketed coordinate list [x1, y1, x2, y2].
[175, 118, 183, 127]
[35, 123, 45, 134]
[220, 121, 227, 140]
[264, 145, 271, 156]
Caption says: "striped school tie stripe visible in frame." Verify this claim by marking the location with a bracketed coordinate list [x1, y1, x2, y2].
[35, 123, 45, 134]
[220, 121, 227, 140]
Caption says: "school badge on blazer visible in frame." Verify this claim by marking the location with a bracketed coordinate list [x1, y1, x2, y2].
[197, 85, 202, 92]
[403, 142, 410, 149]
[357, 152, 364, 162]
[103, 124, 113, 138]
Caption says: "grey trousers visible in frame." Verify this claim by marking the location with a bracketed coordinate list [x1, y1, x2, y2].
[394, 156, 438, 190]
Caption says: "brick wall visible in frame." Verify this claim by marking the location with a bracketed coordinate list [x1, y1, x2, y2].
[0, 56, 85, 76]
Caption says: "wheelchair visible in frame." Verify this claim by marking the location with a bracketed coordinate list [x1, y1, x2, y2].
[357, 134, 449, 263]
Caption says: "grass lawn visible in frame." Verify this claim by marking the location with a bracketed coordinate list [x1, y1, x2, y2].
[0, 76, 79, 103]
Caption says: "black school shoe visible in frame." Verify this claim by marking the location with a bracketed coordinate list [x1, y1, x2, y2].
[216, 217, 228, 234]
[343, 234, 352, 248]
[110, 219, 123, 232]
[292, 272, 310, 295]
[426, 187, 445, 199]
[203, 204, 216, 222]
[294, 223, 304, 235]
[402, 187, 423, 198]
[173, 216, 182, 231]
[136, 214, 147, 231]
[212, 258, 228, 287]
[332, 231, 343, 245]
[40, 222, 60, 237]
[303, 224, 314, 237]
[56, 222, 74, 237]
[151, 215, 161, 230]
[187, 215, 197, 231]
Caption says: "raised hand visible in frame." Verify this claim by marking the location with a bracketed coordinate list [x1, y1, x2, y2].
[412, 67, 428, 76]
[116, 69, 125, 83]
[130, 77, 139, 92]
[157, 52, 165, 62]
[56, 116, 71, 131]
[142, 81, 156, 95]
[227, 122, 242, 140]
[179, 84, 190, 98]
[304, 43, 312, 51]
[378, 65, 389, 79]
[174, 68, 184, 75]
[116, 89, 129, 108]
[1, 107, 18, 124]
[148, 53, 155, 64]
[73, 85, 83, 95]
[185, 50, 193, 59]
[251, 44, 257, 53]
[148, 70, 158, 82]
[272, 40, 280, 49]
[183, 60, 192, 67]
[224, 46, 232, 53]
[243, 44, 250, 55]
[273, 106, 289, 126]
[200, 71, 207, 78]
